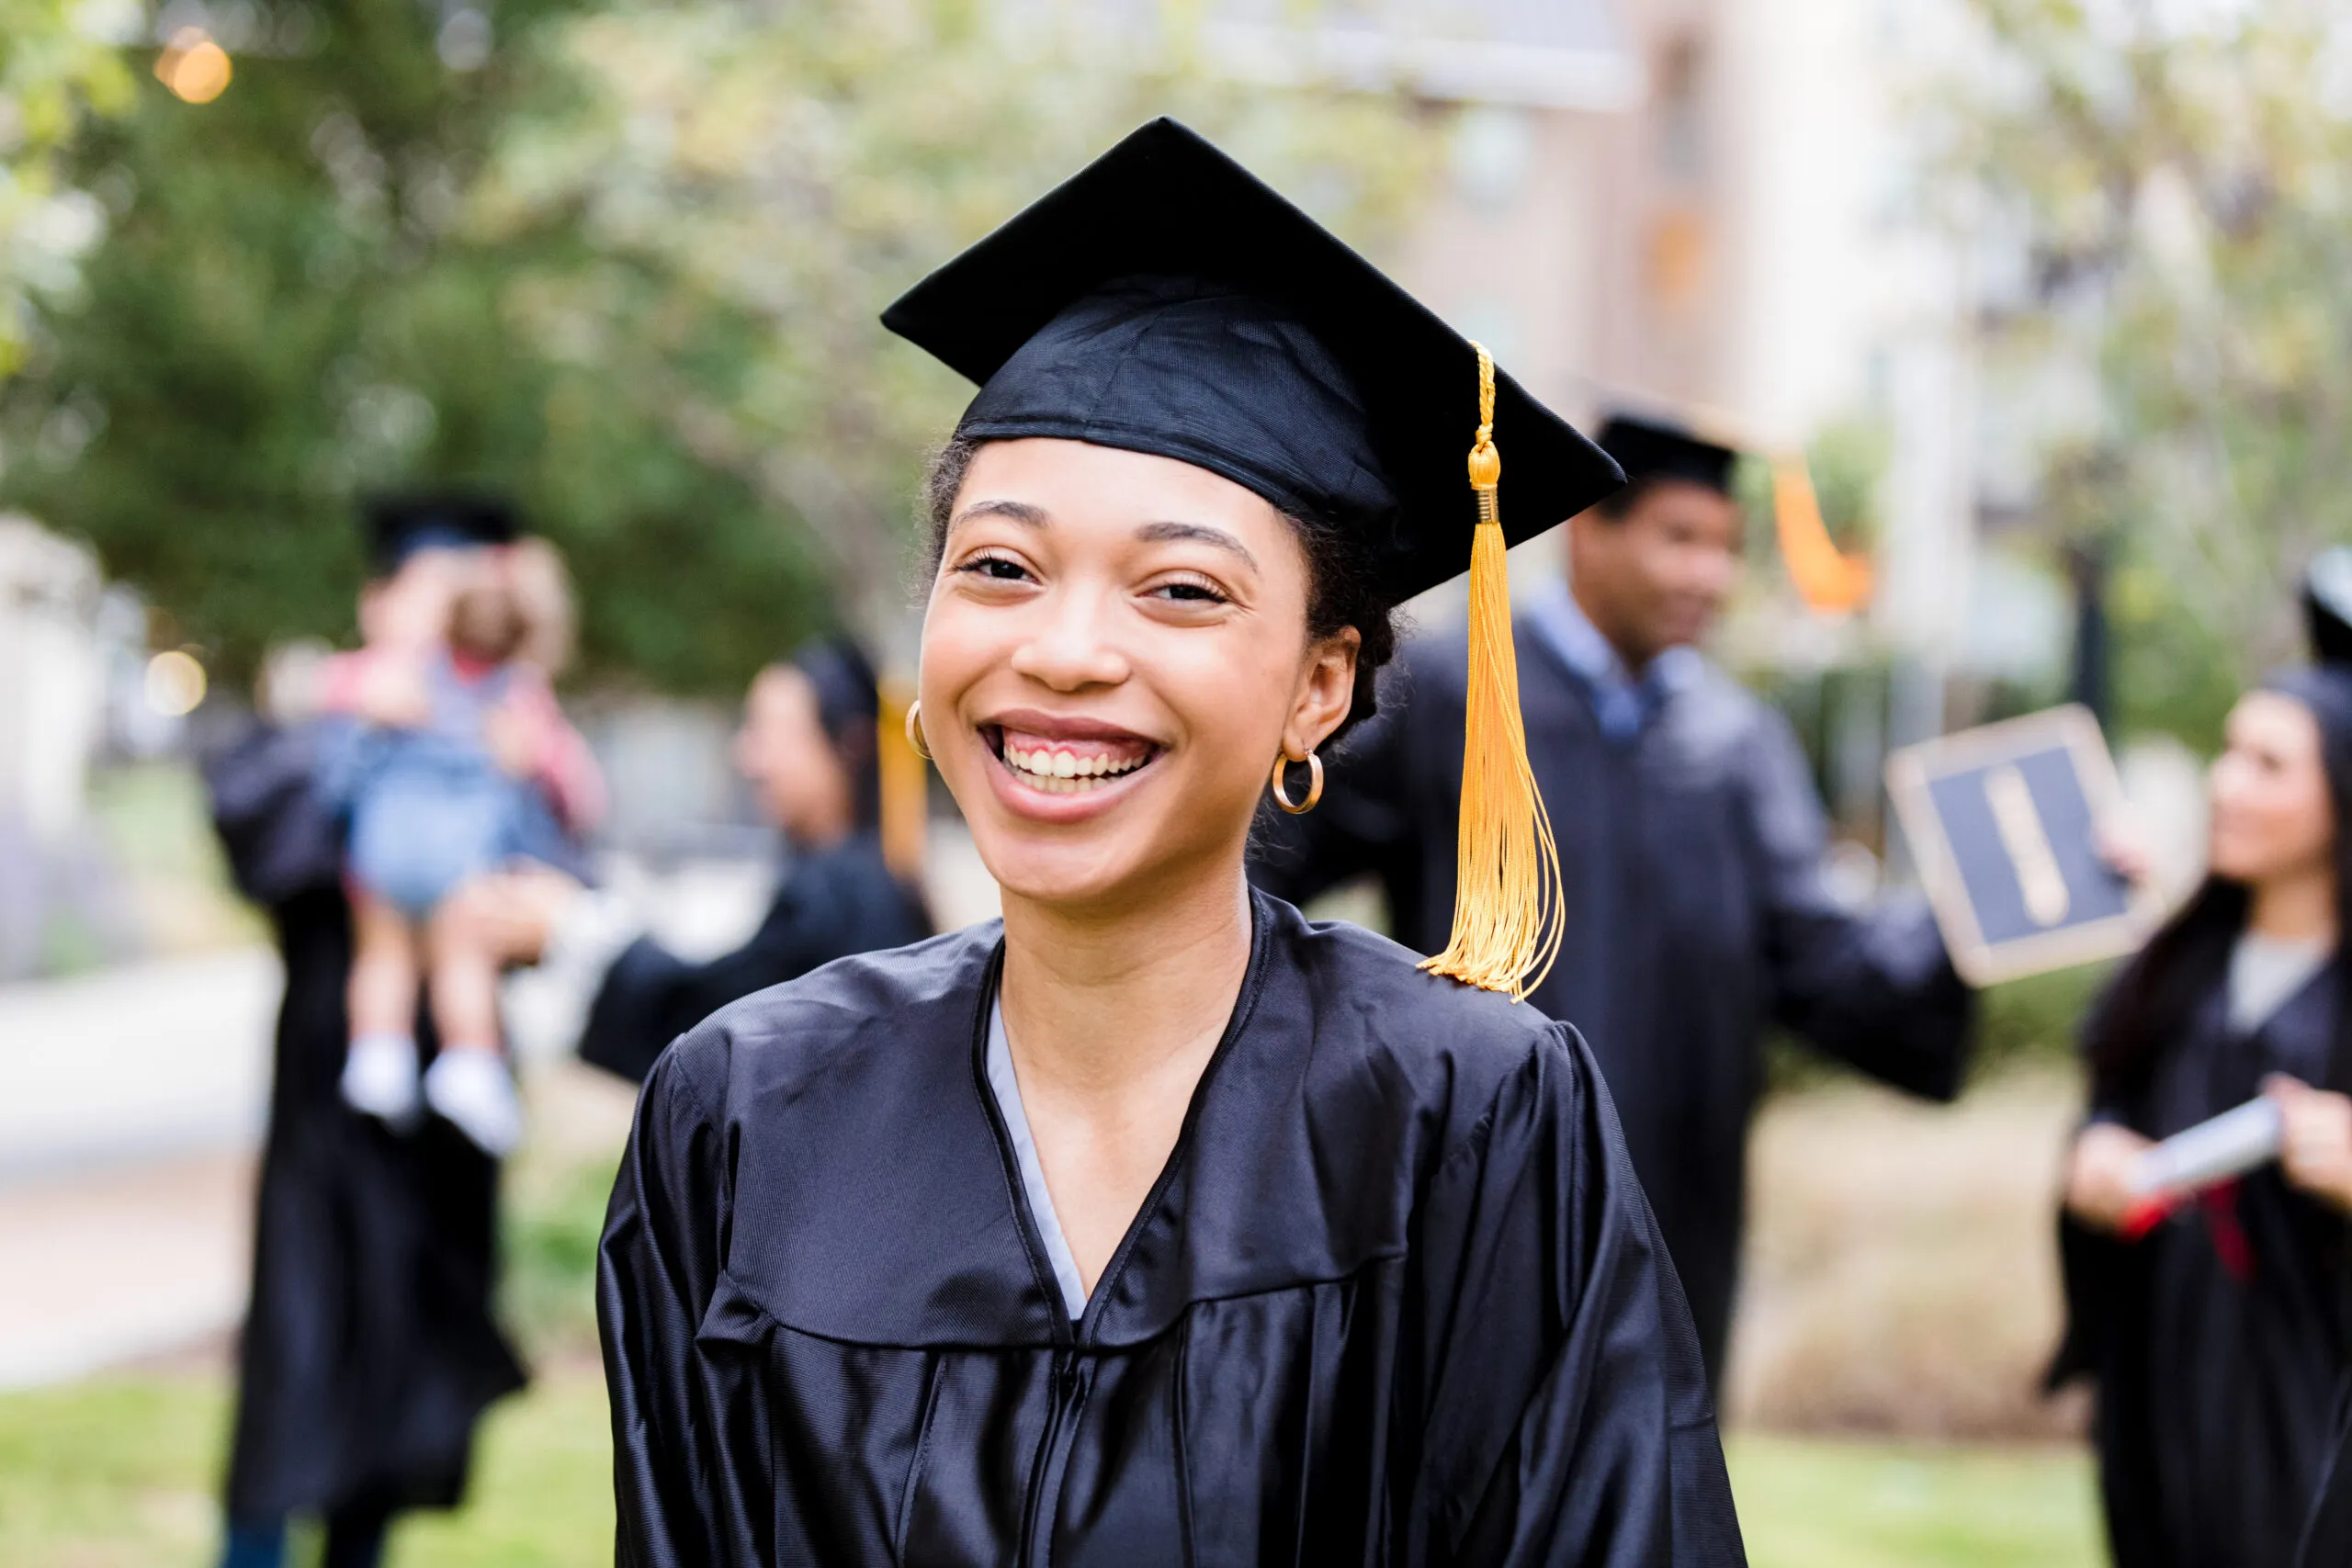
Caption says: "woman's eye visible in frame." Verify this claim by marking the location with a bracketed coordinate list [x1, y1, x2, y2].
[1151, 576, 1229, 605]
[956, 552, 1031, 583]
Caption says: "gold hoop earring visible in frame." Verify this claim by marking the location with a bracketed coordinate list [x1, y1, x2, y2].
[904, 699, 933, 761]
[1271, 750, 1323, 815]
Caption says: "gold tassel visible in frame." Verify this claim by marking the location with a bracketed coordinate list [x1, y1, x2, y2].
[1417, 344, 1565, 1000]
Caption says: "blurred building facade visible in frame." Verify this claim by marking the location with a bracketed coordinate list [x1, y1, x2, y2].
[0, 514, 104, 845]
[1257, 0, 2041, 858]
[1381, 0, 2046, 758]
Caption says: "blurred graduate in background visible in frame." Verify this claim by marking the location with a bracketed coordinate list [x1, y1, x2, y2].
[439, 634, 933, 1085]
[202, 495, 530, 1568]
[2055, 559, 2352, 1568]
[1251, 412, 1976, 1387]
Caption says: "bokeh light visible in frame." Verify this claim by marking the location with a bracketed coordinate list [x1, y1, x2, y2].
[144, 649, 208, 716]
[154, 28, 232, 105]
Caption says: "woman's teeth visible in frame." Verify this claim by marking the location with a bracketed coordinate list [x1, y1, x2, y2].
[1002, 743, 1148, 794]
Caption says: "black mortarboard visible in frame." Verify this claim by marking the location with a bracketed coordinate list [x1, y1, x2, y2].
[881, 118, 1623, 603]
[2306, 547, 2352, 667]
[361, 491, 519, 575]
[1593, 414, 1738, 499]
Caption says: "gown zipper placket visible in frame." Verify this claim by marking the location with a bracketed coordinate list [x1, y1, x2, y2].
[984, 910, 1271, 1566]
[1020, 1343, 1091, 1567]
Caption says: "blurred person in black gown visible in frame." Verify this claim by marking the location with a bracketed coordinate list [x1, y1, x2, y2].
[1250, 412, 1974, 1387]
[202, 495, 527, 1568]
[576, 636, 932, 1080]
[595, 121, 1742, 1567]
[2055, 579, 2352, 1568]
[433, 635, 933, 1087]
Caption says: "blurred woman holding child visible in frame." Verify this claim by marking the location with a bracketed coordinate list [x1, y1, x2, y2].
[205, 492, 928, 1567]
[318, 531, 603, 1154]
[205, 494, 546, 1568]
[2052, 571, 2352, 1568]
[433, 632, 932, 1086]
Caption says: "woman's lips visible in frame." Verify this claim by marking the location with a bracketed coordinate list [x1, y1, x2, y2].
[984, 721, 1161, 800]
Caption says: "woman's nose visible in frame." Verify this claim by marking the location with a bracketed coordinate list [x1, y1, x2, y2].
[1009, 587, 1129, 692]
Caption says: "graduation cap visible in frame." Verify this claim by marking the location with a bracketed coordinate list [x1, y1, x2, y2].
[885, 118, 1612, 998]
[2305, 547, 2352, 667]
[1593, 412, 1739, 498]
[361, 491, 519, 575]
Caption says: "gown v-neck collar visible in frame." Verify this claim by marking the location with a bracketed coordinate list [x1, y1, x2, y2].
[986, 998, 1091, 1319]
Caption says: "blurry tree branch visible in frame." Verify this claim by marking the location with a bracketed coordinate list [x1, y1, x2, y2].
[0, 0, 135, 376]
[1945, 0, 2352, 742]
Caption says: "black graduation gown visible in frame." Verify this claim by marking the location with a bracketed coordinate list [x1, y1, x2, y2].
[2304, 1394, 2352, 1566]
[598, 891, 1746, 1567]
[1250, 626, 1973, 1382]
[205, 721, 526, 1520]
[576, 829, 932, 1086]
[2051, 970, 2352, 1568]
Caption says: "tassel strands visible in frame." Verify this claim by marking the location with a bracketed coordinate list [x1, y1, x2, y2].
[1418, 344, 1566, 1000]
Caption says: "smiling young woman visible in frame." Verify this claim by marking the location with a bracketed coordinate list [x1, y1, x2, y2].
[2054, 634, 2352, 1567]
[597, 120, 1744, 1567]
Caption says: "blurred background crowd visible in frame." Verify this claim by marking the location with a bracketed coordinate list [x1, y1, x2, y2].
[2, 0, 2344, 1563]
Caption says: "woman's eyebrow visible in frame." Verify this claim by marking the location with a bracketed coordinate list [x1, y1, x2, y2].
[950, 498, 1050, 530]
[1136, 520, 1259, 572]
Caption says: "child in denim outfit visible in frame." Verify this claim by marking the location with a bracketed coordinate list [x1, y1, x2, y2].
[320, 540, 602, 1153]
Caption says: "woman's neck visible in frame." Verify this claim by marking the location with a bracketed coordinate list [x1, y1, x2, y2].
[997, 863, 1253, 1100]
[2246, 863, 2339, 946]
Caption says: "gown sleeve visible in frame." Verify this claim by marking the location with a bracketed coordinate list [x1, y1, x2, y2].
[579, 881, 831, 1085]
[598, 1043, 747, 1567]
[1408, 1025, 1746, 1567]
[1744, 707, 1975, 1100]
[201, 718, 345, 907]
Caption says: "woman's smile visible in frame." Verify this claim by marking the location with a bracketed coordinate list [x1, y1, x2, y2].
[980, 708, 1166, 818]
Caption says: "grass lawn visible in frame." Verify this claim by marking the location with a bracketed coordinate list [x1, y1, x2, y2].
[1728, 1433, 2101, 1568]
[0, 1362, 2103, 1565]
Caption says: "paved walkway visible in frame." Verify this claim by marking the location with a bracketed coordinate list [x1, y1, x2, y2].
[0, 949, 277, 1389]
[0, 1148, 253, 1388]
[0, 947, 279, 1179]
[0, 836, 1005, 1391]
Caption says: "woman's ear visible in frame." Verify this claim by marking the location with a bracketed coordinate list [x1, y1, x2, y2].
[1289, 627, 1362, 755]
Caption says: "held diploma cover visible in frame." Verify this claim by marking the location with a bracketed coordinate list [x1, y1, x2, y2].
[1886, 705, 2156, 986]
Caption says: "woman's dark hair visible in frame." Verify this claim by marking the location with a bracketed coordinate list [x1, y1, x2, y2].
[2086, 669, 2352, 1098]
[790, 635, 883, 831]
[922, 435, 1402, 743]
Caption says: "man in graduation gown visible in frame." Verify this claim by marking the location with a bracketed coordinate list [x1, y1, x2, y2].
[202, 495, 526, 1568]
[1251, 414, 1974, 1384]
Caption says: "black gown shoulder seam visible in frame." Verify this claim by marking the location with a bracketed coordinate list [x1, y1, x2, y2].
[1427, 1021, 1574, 1179]
[651, 1028, 729, 1132]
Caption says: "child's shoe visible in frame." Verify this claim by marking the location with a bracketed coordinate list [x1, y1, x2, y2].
[341, 1033, 421, 1126]
[423, 1049, 523, 1156]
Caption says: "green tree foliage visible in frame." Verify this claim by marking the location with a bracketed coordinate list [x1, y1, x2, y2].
[470, 0, 1439, 660]
[1950, 0, 2352, 745]
[4, 0, 1437, 693]
[4, 0, 821, 693]
[0, 0, 135, 374]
